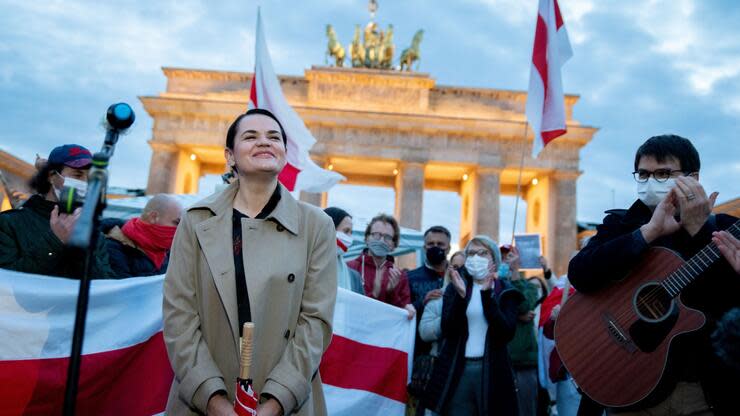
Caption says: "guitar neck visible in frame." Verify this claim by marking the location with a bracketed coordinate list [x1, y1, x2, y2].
[661, 220, 740, 297]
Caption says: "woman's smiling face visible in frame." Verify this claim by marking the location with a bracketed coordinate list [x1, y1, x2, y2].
[226, 113, 287, 176]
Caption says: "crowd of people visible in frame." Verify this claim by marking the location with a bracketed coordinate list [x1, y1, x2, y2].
[1, 111, 739, 416]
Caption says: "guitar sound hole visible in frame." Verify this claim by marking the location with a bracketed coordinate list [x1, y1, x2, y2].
[634, 283, 673, 322]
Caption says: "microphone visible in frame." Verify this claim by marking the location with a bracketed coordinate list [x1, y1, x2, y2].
[106, 103, 135, 130]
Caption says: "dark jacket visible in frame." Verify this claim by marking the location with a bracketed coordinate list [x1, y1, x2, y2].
[568, 200, 739, 414]
[100, 218, 169, 278]
[0, 195, 113, 278]
[508, 278, 539, 368]
[423, 269, 524, 416]
[408, 264, 445, 357]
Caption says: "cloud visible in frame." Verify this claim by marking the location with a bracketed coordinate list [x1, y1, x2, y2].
[625, 0, 740, 96]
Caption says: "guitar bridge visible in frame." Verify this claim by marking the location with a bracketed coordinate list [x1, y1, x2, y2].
[602, 313, 637, 353]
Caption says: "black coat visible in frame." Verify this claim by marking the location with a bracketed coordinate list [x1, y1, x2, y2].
[568, 200, 739, 415]
[101, 218, 169, 278]
[0, 195, 113, 278]
[422, 269, 523, 416]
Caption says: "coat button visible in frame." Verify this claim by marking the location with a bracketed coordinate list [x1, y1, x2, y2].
[284, 330, 290, 339]
[276, 224, 285, 232]
[287, 273, 295, 283]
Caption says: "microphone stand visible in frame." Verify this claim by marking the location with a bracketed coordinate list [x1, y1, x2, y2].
[63, 104, 134, 416]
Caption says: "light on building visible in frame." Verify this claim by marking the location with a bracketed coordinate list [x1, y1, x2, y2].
[190, 153, 197, 161]
[462, 173, 469, 181]
[392, 168, 399, 176]
[532, 178, 539, 186]
[328, 164, 334, 170]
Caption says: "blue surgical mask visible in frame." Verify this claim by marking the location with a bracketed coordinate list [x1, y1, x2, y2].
[368, 239, 391, 257]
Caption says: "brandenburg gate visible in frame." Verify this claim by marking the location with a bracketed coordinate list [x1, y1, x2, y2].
[140, 64, 596, 275]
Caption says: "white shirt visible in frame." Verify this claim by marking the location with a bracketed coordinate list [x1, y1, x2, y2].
[465, 282, 489, 358]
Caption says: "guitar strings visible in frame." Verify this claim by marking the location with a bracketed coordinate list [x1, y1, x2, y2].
[609, 222, 739, 324]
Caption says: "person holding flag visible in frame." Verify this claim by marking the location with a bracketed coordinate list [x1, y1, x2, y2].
[162, 107, 337, 416]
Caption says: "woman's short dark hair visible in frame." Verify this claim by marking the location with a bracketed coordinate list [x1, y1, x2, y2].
[365, 214, 401, 247]
[226, 108, 287, 150]
[324, 207, 351, 229]
[29, 161, 64, 195]
[634, 134, 700, 173]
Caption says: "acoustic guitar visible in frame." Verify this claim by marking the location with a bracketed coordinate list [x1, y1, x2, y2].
[554, 220, 740, 408]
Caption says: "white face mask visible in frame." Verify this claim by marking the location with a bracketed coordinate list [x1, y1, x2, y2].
[465, 255, 491, 280]
[336, 231, 353, 252]
[637, 178, 675, 208]
[54, 173, 88, 200]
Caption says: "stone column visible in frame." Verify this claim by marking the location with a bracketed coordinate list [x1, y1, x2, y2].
[475, 168, 501, 242]
[146, 142, 179, 194]
[550, 171, 580, 276]
[394, 162, 425, 231]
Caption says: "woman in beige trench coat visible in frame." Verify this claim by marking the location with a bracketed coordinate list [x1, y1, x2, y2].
[163, 108, 337, 416]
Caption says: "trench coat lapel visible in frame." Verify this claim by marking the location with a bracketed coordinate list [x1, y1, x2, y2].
[191, 182, 240, 350]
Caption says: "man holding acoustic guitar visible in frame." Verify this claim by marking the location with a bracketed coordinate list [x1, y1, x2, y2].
[557, 135, 739, 415]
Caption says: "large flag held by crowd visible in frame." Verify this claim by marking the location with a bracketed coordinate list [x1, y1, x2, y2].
[248, 8, 345, 193]
[0, 270, 415, 415]
[526, 0, 573, 158]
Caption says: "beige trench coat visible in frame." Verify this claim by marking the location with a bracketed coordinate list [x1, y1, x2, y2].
[163, 182, 337, 415]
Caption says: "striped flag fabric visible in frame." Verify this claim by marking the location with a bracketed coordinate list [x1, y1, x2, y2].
[526, 0, 573, 158]
[0, 270, 414, 415]
[0, 272, 171, 415]
[249, 8, 345, 193]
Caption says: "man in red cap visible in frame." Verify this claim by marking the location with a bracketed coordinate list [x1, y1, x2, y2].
[0, 144, 113, 278]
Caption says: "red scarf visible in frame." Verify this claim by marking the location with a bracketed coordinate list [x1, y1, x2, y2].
[121, 218, 177, 269]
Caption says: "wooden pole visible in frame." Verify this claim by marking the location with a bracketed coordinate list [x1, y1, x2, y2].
[511, 121, 529, 246]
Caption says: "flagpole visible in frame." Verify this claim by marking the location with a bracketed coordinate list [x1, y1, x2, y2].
[511, 121, 528, 246]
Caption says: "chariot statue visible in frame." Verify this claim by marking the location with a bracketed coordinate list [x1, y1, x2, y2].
[324, 1, 423, 72]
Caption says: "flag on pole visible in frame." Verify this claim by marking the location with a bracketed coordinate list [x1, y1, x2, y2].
[249, 8, 344, 193]
[526, 0, 573, 158]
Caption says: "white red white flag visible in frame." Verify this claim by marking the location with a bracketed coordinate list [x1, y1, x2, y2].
[526, 0, 573, 158]
[0, 270, 414, 415]
[248, 8, 344, 193]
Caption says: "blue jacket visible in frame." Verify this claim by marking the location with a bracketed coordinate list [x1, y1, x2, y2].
[101, 218, 169, 278]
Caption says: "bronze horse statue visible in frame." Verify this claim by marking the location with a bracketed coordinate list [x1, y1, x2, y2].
[348, 24, 366, 68]
[379, 24, 394, 69]
[400, 29, 423, 71]
[325, 24, 345, 67]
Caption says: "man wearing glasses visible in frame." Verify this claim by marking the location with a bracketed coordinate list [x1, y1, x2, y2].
[568, 135, 738, 415]
[347, 213, 416, 320]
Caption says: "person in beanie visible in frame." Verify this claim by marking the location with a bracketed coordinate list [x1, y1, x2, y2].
[423, 235, 522, 416]
[102, 194, 183, 278]
[323, 206, 364, 294]
[0, 144, 113, 278]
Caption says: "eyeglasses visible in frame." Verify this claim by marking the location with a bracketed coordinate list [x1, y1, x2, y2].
[369, 232, 394, 243]
[632, 169, 689, 183]
[466, 249, 491, 258]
